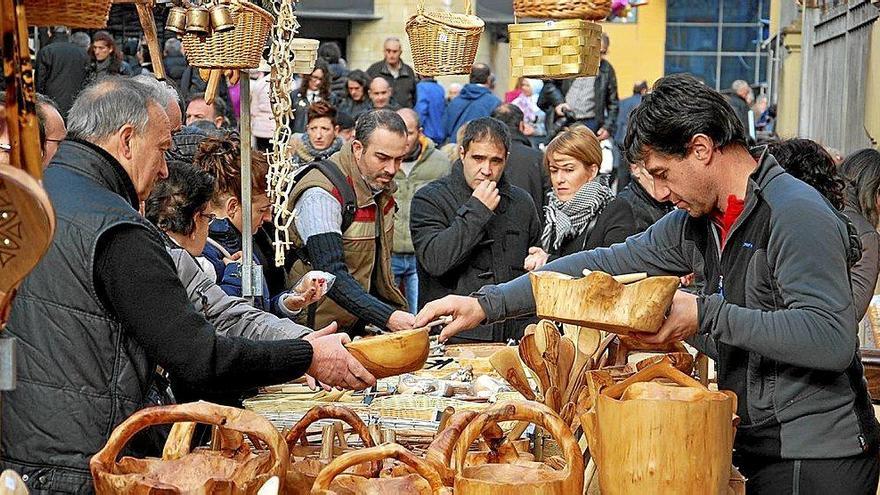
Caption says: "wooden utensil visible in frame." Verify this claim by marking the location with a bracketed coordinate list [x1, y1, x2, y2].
[204, 69, 223, 105]
[536, 321, 560, 389]
[345, 328, 429, 379]
[519, 334, 552, 396]
[524, 323, 536, 336]
[581, 270, 648, 284]
[557, 337, 575, 397]
[545, 386, 562, 413]
[560, 402, 576, 426]
[489, 347, 536, 401]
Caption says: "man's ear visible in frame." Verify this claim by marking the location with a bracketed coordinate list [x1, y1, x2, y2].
[224, 195, 239, 217]
[214, 116, 224, 129]
[352, 139, 365, 160]
[519, 121, 526, 134]
[119, 125, 135, 160]
[690, 133, 715, 164]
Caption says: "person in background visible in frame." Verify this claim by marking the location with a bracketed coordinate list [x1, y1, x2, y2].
[163, 38, 188, 91]
[337, 111, 356, 143]
[411, 117, 540, 343]
[727, 79, 753, 136]
[392, 108, 452, 313]
[35, 26, 89, 119]
[367, 37, 417, 108]
[337, 69, 372, 120]
[368, 76, 399, 111]
[227, 71, 242, 118]
[318, 41, 349, 99]
[491, 104, 548, 220]
[186, 92, 226, 129]
[292, 60, 333, 134]
[441, 123, 468, 163]
[250, 59, 274, 152]
[85, 31, 132, 84]
[443, 64, 502, 144]
[509, 78, 542, 135]
[70, 31, 91, 51]
[522, 125, 615, 269]
[290, 101, 344, 166]
[614, 80, 649, 189]
[122, 39, 141, 76]
[0, 92, 67, 169]
[178, 64, 236, 127]
[446, 82, 462, 102]
[415, 75, 446, 145]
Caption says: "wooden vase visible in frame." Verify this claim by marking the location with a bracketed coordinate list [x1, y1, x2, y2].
[530, 271, 679, 334]
[284, 405, 380, 495]
[345, 328, 429, 379]
[580, 360, 738, 495]
[90, 401, 288, 494]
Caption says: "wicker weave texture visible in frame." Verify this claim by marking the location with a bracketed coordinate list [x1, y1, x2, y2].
[291, 38, 319, 74]
[183, 0, 273, 69]
[513, 0, 611, 20]
[509, 20, 602, 79]
[406, 9, 484, 77]
[23, 0, 112, 28]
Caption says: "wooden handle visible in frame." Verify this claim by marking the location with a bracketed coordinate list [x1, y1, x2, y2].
[426, 410, 518, 486]
[453, 401, 584, 488]
[90, 402, 288, 483]
[162, 422, 197, 460]
[311, 443, 449, 494]
[135, 2, 166, 80]
[601, 357, 705, 400]
[205, 69, 222, 105]
[285, 405, 380, 476]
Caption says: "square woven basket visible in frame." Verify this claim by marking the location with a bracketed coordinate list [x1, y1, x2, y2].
[508, 19, 602, 80]
[291, 38, 319, 74]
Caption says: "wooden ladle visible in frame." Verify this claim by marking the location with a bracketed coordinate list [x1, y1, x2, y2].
[519, 334, 552, 396]
[490, 347, 536, 401]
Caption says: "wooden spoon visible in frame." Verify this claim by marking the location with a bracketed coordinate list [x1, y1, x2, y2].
[540, 324, 561, 390]
[524, 323, 537, 337]
[545, 386, 562, 413]
[518, 334, 552, 396]
[560, 402, 576, 426]
[489, 347, 537, 401]
[557, 336, 576, 398]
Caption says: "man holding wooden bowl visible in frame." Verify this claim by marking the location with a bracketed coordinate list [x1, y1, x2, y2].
[417, 73, 880, 494]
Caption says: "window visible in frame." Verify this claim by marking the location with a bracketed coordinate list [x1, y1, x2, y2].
[664, 0, 768, 91]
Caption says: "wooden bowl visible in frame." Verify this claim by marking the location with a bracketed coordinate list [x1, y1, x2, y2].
[346, 328, 429, 379]
[530, 271, 680, 334]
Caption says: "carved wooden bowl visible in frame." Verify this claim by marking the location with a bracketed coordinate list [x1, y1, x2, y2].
[345, 328, 429, 379]
[530, 271, 680, 334]
[90, 401, 288, 494]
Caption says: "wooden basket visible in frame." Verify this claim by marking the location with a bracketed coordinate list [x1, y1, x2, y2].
[22, 0, 111, 28]
[508, 19, 602, 80]
[182, 0, 273, 69]
[291, 38, 319, 74]
[406, 0, 485, 76]
[513, 0, 611, 20]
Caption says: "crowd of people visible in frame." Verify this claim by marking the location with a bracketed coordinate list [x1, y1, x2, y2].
[2, 24, 880, 495]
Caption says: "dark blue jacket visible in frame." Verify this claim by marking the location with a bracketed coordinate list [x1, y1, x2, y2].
[615, 93, 642, 143]
[443, 84, 501, 143]
[415, 79, 447, 144]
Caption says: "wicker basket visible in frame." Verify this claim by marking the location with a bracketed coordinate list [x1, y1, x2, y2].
[291, 38, 320, 74]
[509, 19, 602, 80]
[182, 0, 273, 69]
[23, 0, 112, 28]
[405, 0, 485, 76]
[513, 0, 611, 20]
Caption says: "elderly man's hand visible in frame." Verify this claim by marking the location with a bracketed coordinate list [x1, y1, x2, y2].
[416, 295, 485, 342]
[306, 332, 376, 390]
[636, 290, 699, 346]
[386, 310, 416, 332]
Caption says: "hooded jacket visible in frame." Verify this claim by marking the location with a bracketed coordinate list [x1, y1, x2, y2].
[393, 136, 453, 254]
[443, 84, 502, 143]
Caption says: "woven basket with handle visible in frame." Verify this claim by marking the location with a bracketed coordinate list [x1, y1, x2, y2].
[23, 0, 111, 28]
[182, 0, 273, 69]
[508, 19, 602, 80]
[291, 38, 320, 74]
[513, 0, 611, 20]
[406, 0, 484, 76]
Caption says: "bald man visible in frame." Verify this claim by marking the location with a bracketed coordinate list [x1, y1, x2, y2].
[367, 37, 417, 108]
[369, 77, 400, 111]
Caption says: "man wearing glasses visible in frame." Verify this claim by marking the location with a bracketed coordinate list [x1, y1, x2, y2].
[0, 91, 67, 169]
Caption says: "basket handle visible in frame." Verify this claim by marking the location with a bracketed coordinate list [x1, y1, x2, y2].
[416, 0, 473, 15]
[311, 443, 451, 494]
[91, 401, 288, 483]
[600, 356, 705, 400]
[284, 405, 381, 476]
[453, 401, 584, 488]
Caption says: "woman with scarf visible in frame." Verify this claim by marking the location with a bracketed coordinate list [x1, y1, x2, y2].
[84, 31, 132, 84]
[291, 101, 344, 167]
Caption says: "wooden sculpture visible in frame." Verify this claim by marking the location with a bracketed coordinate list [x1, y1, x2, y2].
[448, 401, 584, 495]
[284, 405, 380, 495]
[310, 443, 452, 495]
[345, 328, 429, 379]
[90, 401, 289, 494]
[580, 359, 738, 495]
[530, 271, 679, 334]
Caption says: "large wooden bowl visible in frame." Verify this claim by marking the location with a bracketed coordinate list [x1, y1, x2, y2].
[345, 328, 429, 379]
[530, 271, 679, 334]
[90, 401, 288, 494]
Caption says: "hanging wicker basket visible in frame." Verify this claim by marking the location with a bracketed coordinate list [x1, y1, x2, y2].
[406, 0, 484, 77]
[508, 19, 602, 80]
[513, 0, 611, 20]
[22, 0, 112, 28]
[182, 0, 274, 69]
[291, 38, 320, 74]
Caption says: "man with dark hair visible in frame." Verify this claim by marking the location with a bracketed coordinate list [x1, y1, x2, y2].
[411, 117, 539, 343]
[491, 103, 550, 219]
[367, 37, 417, 108]
[186, 92, 226, 129]
[442, 63, 502, 143]
[0, 91, 67, 169]
[318, 41, 349, 98]
[417, 73, 880, 493]
[35, 25, 89, 119]
[286, 109, 413, 335]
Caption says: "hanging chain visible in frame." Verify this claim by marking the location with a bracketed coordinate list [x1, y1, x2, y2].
[267, 0, 301, 267]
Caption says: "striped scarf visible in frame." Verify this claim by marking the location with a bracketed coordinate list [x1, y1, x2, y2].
[541, 179, 614, 252]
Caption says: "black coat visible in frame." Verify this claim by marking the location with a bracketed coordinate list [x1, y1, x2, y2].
[538, 58, 619, 138]
[411, 162, 541, 343]
[164, 54, 190, 90]
[727, 94, 752, 135]
[34, 35, 89, 118]
[503, 132, 551, 223]
[367, 61, 417, 108]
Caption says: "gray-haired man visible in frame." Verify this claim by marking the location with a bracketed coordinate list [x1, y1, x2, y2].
[1, 77, 374, 493]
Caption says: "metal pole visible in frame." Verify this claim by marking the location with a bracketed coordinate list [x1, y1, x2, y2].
[239, 72, 260, 298]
